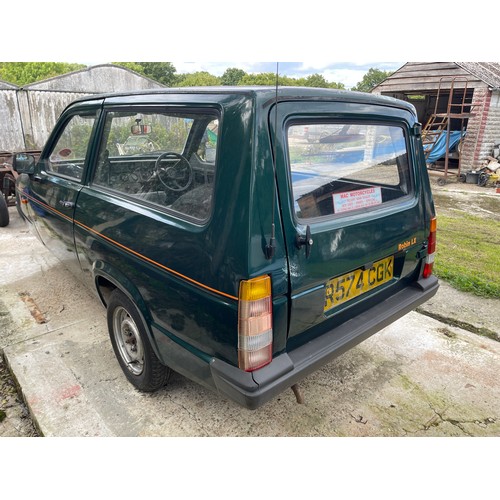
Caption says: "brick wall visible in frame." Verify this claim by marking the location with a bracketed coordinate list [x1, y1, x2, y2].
[460, 88, 489, 170]
[461, 89, 500, 170]
[480, 90, 500, 161]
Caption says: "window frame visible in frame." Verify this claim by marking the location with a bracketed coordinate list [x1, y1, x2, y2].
[41, 110, 100, 183]
[285, 118, 415, 224]
[90, 106, 221, 224]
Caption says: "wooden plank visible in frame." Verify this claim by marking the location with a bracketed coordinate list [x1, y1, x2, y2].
[396, 62, 460, 73]
[381, 68, 480, 81]
[374, 62, 489, 93]
[395, 70, 478, 79]
[377, 81, 488, 93]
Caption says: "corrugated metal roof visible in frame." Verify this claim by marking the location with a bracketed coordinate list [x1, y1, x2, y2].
[22, 64, 164, 93]
[455, 62, 500, 88]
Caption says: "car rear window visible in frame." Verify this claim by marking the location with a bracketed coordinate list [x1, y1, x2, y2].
[287, 122, 413, 220]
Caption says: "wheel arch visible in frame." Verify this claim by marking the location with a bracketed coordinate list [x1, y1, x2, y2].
[93, 262, 163, 360]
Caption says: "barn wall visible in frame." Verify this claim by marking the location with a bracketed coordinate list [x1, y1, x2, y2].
[19, 90, 89, 149]
[26, 65, 162, 93]
[0, 89, 25, 150]
[0, 65, 165, 151]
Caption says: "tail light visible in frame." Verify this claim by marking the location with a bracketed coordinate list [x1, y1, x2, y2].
[238, 275, 273, 371]
[423, 217, 437, 278]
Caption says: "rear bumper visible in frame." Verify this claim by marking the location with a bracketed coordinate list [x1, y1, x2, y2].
[210, 275, 439, 409]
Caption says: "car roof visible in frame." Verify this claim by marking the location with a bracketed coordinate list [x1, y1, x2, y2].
[68, 86, 416, 114]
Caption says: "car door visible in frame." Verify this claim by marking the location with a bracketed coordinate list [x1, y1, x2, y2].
[28, 102, 101, 276]
[272, 100, 427, 345]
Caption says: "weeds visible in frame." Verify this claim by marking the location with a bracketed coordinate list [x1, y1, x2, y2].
[434, 212, 500, 298]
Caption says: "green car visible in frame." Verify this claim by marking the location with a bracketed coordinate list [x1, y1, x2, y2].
[15, 87, 439, 409]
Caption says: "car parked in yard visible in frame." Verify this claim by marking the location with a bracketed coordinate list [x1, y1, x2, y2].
[14, 87, 439, 409]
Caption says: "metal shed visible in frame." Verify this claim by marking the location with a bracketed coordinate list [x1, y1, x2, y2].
[0, 64, 165, 151]
[372, 62, 500, 182]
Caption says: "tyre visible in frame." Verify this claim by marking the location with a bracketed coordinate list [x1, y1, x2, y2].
[107, 289, 171, 392]
[0, 195, 9, 227]
[478, 173, 489, 187]
[3, 173, 16, 205]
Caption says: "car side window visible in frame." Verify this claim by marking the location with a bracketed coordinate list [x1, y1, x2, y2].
[93, 109, 218, 221]
[46, 113, 97, 181]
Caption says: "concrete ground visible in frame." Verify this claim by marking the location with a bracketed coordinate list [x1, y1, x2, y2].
[1, 198, 500, 437]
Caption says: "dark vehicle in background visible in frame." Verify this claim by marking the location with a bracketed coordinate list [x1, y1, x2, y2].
[0, 150, 40, 226]
[15, 87, 439, 409]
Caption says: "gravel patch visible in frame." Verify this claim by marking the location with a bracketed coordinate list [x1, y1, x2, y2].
[0, 352, 40, 437]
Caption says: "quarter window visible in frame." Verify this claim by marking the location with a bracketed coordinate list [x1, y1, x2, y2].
[287, 123, 412, 220]
[46, 113, 97, 180]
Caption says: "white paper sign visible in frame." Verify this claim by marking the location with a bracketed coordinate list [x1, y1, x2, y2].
[333, 187, 382, 214]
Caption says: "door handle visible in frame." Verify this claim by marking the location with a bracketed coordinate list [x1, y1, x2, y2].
[58, 200, 75, 209]
[296, 225, 314, 258]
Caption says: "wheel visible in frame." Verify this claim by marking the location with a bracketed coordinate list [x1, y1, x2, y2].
[0, 194, 9, 227]
[2, 173, 16, 206]
[437, 178, 446, 186]
[478, 172, 489, 187]
[458, 173, 466, 183]
[107, 289, 171, 391]
[155, 152, 193, 192]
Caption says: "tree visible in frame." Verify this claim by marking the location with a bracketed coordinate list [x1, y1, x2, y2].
[220, 67, 247, 86]
[352, 68, 392, 93]
[114, 62, 177, 87]
[0, 62, 85, 86]
[176, 71, 221, 87]
[239, 72, 297, 86]
[296, 73, 345, 89]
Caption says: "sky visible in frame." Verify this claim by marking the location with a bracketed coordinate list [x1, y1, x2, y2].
[75, 61, 403, 89]
[4, 3, 494, 90]
[5, 1, 494, 89]
[168, 61, 405, 89]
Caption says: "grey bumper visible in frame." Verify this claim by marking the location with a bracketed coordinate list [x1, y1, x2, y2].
[210, 275, 439, 409]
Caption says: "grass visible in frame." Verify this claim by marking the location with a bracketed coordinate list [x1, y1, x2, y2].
[434, 212, 500, 298]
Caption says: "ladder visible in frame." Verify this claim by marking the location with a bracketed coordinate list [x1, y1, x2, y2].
[422, 76, 476, 182]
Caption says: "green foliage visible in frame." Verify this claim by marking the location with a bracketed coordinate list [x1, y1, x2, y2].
[239, 72, 295, 86]
[0, 61, 374, 93]
[0, 62, 85, 86]
[239, 72, 344, 89]
[434, 213, 500, 298]
[67, 123, 95, 158]
[295, 73, 345, 89]
[113, 62, 145, 75]
[176, 71, 221, 87]
[106, 116, 193, 156]
[352, 67, 392, 92]
[114, 62, 177, 87]
[221, 67, 247, 86]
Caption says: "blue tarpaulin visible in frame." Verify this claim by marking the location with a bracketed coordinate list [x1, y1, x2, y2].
[425, 130, 465, 163]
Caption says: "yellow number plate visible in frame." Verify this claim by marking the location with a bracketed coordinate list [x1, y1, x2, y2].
[324, 255, 394, 312]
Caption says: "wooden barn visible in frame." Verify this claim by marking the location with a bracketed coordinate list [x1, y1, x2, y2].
[0, 64, 164, 152]
[372, 62, 500, 181]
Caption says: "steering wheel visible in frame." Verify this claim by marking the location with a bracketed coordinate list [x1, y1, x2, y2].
[154, 152, 193, 192]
